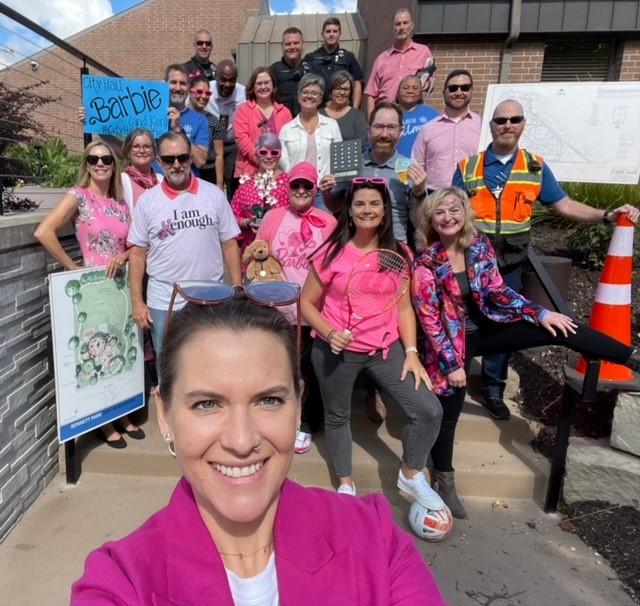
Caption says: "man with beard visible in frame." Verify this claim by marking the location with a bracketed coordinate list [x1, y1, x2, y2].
[453, 98, 639, 421]
[304, 17, 364, 107]
[184, 29, 216, 82]
[320, 101, 427, 246]
[206, 59, 246, 200]
[270, 27, 322, 116]
[412, 69, 481, 192]
[165, 64, 208, 173]
[365, 9, 434, 118]
[128, 132, 241, 355]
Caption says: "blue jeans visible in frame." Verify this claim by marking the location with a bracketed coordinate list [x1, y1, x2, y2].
[480, 264, 524, 400]
[149, 307, 169, 360]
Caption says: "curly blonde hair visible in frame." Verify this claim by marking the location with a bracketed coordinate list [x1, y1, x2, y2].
[414, 186, 476, 249]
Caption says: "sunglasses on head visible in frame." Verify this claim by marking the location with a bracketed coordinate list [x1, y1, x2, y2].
[257, 148, 281, 158]
[492, 115, 525, 125]
[190, 88, 212, 97]
[446, 84, 472, 93]
[165, 280, 301, 357]
[289, 179, 315, 191]
[195, 40, 211, 47]
[86, 155, 115, 166]
[159, 153, 191, 165]
[350, 176, 388, 193]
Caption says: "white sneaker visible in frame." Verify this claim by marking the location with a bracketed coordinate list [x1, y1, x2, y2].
[337, 482, 356, 496]
[397, 469, 446, 510]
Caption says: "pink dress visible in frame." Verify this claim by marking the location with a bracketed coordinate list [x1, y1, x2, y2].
[72, 187, 130, 267]
[230, 172, 290, 252]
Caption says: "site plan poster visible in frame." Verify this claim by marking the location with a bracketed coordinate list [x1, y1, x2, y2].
[49, 267, 144, 443]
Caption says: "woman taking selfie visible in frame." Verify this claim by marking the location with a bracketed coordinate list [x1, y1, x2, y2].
[35, 141, 144, 448]
[412, 187, 639, 518]
[72, 294, 446, 605]
[300, 178, 446, 514]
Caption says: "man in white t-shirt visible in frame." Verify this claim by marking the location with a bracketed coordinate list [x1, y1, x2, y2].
[128, 131, 241, 353]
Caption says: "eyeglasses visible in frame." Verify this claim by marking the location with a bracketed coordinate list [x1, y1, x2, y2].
[333, 86, 351, 94]
[190, 88, 212, 97]
[370, 123, 400, 134]
[165, 280, 302, 358]
[446, 84, 472, 93]
[350, 176, 387, 192]
[86, 155, 115, 166]
[300, 92, 322, 100]
[289, 179, 315, 191]
[492, 115, 525, 125]
[195, 41, 212, 47]
[131, 144, 153, 151]
[159, 153, 191, 164]
[257, 148, 281, 158]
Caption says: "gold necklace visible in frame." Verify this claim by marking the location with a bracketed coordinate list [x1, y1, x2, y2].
[218, 540, 273, 560]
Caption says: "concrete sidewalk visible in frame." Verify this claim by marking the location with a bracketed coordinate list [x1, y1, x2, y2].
[0, 471, 634, 606]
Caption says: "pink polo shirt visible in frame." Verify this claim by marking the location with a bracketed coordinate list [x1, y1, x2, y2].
[364, 41, 432, 103]
[411, 110, 482, 190]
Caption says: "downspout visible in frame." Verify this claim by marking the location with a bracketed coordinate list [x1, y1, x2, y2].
[499, 0, 522, 83]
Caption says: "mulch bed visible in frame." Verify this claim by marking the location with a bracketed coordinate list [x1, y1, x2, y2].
[510, 224, 640, 603]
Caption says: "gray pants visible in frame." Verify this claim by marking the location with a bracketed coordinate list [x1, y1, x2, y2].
[311, 339, 443, 478]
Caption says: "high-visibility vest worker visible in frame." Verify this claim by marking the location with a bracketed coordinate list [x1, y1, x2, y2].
[457, 149, 543, 268]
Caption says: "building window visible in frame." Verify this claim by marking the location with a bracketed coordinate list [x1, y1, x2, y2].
[541, 39, 618, 82]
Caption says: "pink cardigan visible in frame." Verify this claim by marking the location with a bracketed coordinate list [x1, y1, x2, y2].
[233, 100, 293, 178]
[71, 478, 446, 605]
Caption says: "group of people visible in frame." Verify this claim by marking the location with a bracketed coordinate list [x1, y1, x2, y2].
[33, 8, 640, 604]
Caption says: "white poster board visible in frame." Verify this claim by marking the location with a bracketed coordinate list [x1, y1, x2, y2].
[49, 267, 144, 443]
[479, 82, 640, 184]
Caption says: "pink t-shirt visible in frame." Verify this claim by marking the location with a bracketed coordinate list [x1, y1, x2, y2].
[312, 243, 400, 355]
[72, 187, 129, 267]
[256, 206, 336, 324]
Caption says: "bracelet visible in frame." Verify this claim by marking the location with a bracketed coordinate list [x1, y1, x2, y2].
[326, 330, 336, 343]
[405, 346, 418, 354]
[602, 210, 613, 224]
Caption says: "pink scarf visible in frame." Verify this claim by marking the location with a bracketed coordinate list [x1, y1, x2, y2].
[297, 208, 327, 243]
[125, 165, 158, 190]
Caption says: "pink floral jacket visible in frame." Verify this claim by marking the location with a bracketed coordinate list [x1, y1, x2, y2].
[412, 233, 546, 395]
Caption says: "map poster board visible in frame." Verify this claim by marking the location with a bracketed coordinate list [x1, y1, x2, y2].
[479, 82, 640, 185]
[49, 267, 144, 443]
[82, 75, 169, 138]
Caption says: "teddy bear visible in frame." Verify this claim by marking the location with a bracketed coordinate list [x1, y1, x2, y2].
[242, 239, 285, 282]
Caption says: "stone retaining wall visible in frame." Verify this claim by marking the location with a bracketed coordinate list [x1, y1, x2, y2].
[0, 211, 78, 541]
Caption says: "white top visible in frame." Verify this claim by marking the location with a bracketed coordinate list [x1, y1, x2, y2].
[120, 172, 163, 214]
[225, 552, 279, 606]
[206, 82, 247, 144]
[279, 113, 342, 178]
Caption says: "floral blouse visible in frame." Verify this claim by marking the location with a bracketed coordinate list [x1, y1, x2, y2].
[412, 233, 546, 395]
[72, 187, 130, 267]
[230, 171, 290, 251]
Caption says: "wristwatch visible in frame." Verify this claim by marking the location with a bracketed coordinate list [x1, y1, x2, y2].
[412, 190, 427, 201]
[602, 210, 613, 224]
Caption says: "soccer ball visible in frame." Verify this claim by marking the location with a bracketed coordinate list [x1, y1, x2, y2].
[408, 501, 453, 542]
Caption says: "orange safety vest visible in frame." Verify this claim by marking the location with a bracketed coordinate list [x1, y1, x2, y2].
[458, 149, 544, 267]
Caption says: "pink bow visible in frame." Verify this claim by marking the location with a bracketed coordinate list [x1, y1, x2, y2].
[299, 209, 327, 243]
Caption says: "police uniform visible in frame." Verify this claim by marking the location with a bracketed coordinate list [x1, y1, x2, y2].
[304, 45, 364, 99]
[270, 58, 323, 116]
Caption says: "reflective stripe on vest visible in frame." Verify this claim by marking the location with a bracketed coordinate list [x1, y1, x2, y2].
[459, 149, 543, 235]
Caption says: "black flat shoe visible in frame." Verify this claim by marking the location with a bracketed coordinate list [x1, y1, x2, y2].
[104, 436, 127, 449]
[482, 396, 511, 421]
[122, 427, 145, 440]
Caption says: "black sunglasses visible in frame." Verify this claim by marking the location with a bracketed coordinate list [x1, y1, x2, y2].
[446, 84, 472, 93]
[492, 115, 525, 125]
[86, 155, 115, 166]
[289, 179, 315, 191]
[159, 153, 191, 164]
[166, 280, 302, 358]
[195, 41, 212, 47]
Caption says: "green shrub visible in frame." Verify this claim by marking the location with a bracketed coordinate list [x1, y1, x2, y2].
[6, 139, 81, 188]
[567, 222, 640, 269]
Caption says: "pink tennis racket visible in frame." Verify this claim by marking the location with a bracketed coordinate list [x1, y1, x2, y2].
[332, 249, 411, 354]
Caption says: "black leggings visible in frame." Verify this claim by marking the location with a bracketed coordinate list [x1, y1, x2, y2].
[429, 319, 632, 472]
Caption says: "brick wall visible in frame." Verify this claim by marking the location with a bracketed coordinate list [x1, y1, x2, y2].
[620, 38, 640, 80]
[0, 212, 78, 541]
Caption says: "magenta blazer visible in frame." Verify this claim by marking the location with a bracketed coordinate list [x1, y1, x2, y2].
[71, 478, 446, 605]
[233, 100, 293, 178]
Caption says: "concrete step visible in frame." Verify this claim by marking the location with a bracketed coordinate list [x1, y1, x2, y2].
[68, 394, 548, 501]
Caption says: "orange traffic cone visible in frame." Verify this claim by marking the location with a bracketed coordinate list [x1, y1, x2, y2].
[576, 213, 635, 382]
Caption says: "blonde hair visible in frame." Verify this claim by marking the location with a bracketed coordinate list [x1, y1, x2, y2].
[414, 186, 476, 249]
[77, 140, 124, 201]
